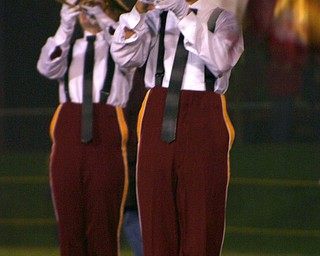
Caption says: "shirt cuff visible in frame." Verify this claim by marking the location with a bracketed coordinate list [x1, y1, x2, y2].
[46, 37, 69, 61]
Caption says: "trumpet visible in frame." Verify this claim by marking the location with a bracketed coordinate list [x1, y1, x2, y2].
[55, 0, 130, 12]
[55, 0, 98, 8]
[55, 0, 98, 24]
[55, 0, 81, 9]
[55, 0, 109, 10]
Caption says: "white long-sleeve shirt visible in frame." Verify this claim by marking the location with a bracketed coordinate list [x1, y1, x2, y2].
[111, 0, 244, 94]
[37, 29, 135, 108]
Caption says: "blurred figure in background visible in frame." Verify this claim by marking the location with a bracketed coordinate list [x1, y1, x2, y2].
[266, 0, 308, 143]
[303, 50, 320, 142]
[37, 0, 135, 255]
[303, 0, 320, 142]
[122, 66, 146, 256]
[240, 0, 318, 143]
[119, 2, 144, 255]
[228, 0, 276, 143]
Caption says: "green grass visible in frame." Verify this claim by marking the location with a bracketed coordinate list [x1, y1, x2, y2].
[0, 151, 50, 176]
[0, 248, 134, 256]
[1, 143, 319, 254]
[0, 247, 310, 256]
[0, 248, 59, 256]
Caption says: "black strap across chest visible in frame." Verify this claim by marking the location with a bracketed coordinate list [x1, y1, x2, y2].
[205, 7, 223, 90]
[99, 49, 115, 103]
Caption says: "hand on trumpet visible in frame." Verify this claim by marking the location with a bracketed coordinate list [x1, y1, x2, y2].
[56, 0, 97, 25]
[60, 1, 81, 31]
[80, 4, 117, 30]
[52, 0, 81, 46]
[155, 0, 189, 20]
[55, 0, 79, 6]
[135, 0, 156, 14]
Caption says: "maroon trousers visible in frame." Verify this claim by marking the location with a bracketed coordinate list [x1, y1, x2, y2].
[50, 102, 128, 256]
[137, 87, 234, 256]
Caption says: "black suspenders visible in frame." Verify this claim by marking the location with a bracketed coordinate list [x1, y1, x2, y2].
[205, 7, 223, 91]
[155, 8, 223, 90]
[64, 43, 74, 102]
[155, 11, 168, 86]
[63, 41, 115, 104]
[99, 49, 115, 104]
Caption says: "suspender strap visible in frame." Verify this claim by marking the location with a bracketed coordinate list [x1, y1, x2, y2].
[100, 49, 115, 104]
[155, 11, 168, 87]
[205, 7, 223, 91]
[63, 43, 75, 102]
[207, 7, 223, 32]
[204, 68, 216, 91]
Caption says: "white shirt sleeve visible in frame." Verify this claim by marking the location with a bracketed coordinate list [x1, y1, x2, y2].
[37, 31, 135, 107]
[111, 1, 244, 94]
[180, 9, 244, 74]
[111, 6, 153, 69]
[179, 8, 244, 93]
[37, 37, 70, 80]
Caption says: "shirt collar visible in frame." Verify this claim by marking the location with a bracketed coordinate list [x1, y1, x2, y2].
[83, 31, 104, 41]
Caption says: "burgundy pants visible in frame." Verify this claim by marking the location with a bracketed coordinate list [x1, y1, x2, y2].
[50, 102, 128, 256]
[137, 87, 234, 256]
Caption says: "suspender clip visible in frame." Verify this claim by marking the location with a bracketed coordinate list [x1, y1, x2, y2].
[155, 72, 164, 86]
[100, 91, 110, 104]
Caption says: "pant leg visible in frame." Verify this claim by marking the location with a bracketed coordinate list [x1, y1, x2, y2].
[50, 104, 128, 256]
[175, 91, 233, 256]
[137, 88, 233, 256]
[84, 105, 128, 256]
[50, 103, 87, 256]
[137, 87, 180, 256]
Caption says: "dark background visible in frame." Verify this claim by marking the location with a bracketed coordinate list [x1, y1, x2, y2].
[0, 1, 62, 150]
[2, 1, 59, 108]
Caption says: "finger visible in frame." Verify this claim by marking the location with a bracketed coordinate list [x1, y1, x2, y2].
[79, 5, 98, 17]
[71, 10, 81, 17]
[65, 0, 78, 5]
[154, 0, 170, 9]
[79, 5, 100, 14]
[139, 0, 155, 5]
[68, 7, 81, 17]
[80, 5, 91, 10]
[155, 4, 170, 10]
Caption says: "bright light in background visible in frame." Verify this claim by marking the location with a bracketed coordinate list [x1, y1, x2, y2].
[306, 0, 320, 47]
[273, 0, 320, 47]
[273, 0, 308, 45]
